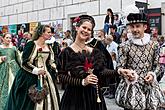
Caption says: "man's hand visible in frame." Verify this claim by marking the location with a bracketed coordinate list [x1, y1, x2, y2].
[144, 74, 154, 83]
[118, 68, 135, 81]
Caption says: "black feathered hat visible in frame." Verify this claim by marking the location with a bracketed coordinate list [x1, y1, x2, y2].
[127, 13, 147, 25]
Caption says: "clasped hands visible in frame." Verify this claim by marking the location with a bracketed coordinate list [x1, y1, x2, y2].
[118, 68, 154, 83]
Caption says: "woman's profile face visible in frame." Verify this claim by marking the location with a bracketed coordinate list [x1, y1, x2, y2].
[3, 34, 12, 45]
[42, 27, 52, 40]
[76, 21, 93, 41]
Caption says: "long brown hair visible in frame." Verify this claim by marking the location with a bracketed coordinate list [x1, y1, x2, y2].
[32, 24, 50, 41]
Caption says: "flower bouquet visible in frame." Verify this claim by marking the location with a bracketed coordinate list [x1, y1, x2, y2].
[28, 76, 49, 104]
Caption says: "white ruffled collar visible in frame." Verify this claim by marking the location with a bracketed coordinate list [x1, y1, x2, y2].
[130, 33, 150, 46]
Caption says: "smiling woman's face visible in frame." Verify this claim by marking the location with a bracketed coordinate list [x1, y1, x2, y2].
[76, 21, 93, 41]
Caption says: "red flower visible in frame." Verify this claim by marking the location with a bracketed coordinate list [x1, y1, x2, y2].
[84, 57, 93, 73]
[38, 48, 42, 52]
[37, 47, 43, 59]
[73, 17, 80, 23]
[62, 41, 66, 46]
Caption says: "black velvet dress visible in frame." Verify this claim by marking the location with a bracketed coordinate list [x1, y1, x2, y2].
[58, 47, 108, 110]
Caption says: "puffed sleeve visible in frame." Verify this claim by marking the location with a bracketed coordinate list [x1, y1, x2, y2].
[21, 41, 37, 73]
[151, 42, 161, 80]
[117, 41, 130, 70]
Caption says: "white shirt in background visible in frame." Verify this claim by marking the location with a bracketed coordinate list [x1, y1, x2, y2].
[106, 41, 118, 56]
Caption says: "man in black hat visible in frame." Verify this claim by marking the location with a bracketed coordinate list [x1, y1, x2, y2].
[115, 13, 164, 110]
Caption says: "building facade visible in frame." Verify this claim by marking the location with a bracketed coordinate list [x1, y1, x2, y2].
[0, 0, 164, 34]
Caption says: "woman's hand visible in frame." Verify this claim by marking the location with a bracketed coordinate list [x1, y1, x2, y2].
[1, 56, 6, 62]
[84, 74, 98, 86]
[38, 68, 46, 75]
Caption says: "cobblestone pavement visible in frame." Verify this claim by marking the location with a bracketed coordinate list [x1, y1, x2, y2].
[58, 89, 123, 110]
[104, 98, 123, 110]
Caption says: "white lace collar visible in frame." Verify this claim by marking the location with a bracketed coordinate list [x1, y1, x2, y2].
[85, 38, 94, 44]
[131, 33, 150, 46]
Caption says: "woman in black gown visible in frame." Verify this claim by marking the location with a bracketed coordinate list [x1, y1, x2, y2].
[58, 15, 116, 110]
